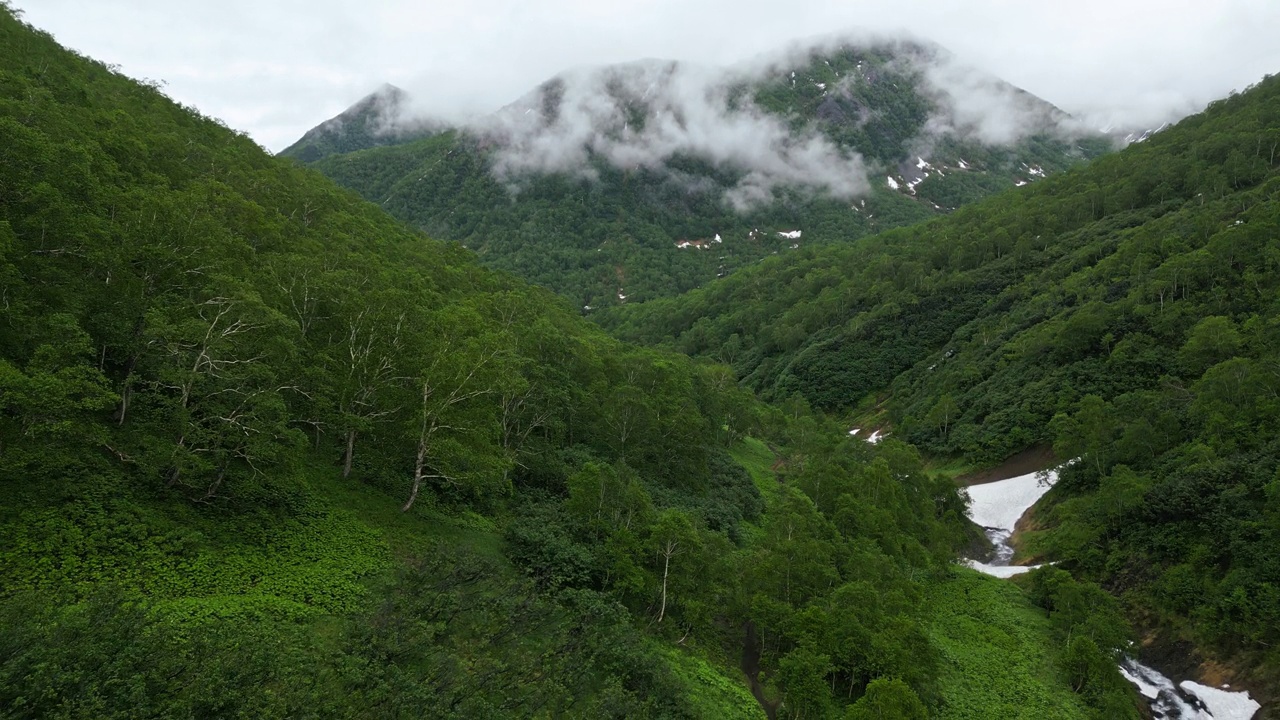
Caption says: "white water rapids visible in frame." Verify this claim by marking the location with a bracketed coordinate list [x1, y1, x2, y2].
[963, 469, 1261, 719]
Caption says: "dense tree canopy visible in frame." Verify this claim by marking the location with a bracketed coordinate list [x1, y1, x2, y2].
[0, 7, 1085, 718]
[606, 70, 1280, 691]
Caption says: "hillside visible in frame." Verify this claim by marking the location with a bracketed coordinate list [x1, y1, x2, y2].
[283, 39, 1114, 308]
[282, 83, 445, 163]
[605, 68, 1280, 698]
[0, 7, 1146, 719]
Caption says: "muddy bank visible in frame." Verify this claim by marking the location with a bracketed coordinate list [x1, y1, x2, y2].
[955, 444, 1057, 487]
[741, 622, 779, 720]
[1007, 502, 1048, 564]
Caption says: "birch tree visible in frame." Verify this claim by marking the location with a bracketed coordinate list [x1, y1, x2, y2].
[399, 307, 513, 513]
[140, 283, 299, 500]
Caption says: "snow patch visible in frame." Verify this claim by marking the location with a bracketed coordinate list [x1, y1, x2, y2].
[777, 230, 801, 239]
[1181, 681, 1261, 720]
[886, 176, 900, 190]
[965, 469, 1056, 531]
[965, 561, 1038, 578]
[1119, 660, 1164, 701]
[850, 427, 886, 443]
[1119, 659, 1259, 719]
[963, 469, 1057, 579]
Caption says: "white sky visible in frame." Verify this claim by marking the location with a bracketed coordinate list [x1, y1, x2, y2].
[16, 0, 1280, 152]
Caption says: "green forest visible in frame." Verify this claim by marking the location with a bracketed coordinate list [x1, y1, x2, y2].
[601, 70, 1280, 702]
[1, 2, 1277, 718]
[0, 7, 1119, 719]
[284, 44, 1112, 311]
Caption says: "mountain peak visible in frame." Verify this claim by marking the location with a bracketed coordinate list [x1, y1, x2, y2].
[280, 82, 438, 162]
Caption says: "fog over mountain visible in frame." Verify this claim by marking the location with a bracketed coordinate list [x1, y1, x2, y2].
[337, 33, 1101, 209]
[474, 59, 872, 210]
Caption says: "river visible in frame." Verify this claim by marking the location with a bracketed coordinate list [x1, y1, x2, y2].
[962, 469, 1261, 720]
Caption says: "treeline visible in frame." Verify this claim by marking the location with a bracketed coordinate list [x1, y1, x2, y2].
[0, 7, 1014, 718]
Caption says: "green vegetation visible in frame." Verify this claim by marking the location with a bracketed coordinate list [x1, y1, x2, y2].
[288, 43, 1111, 309]
[923, 568, 1141, 720]
[606, 64, 1280, 691]
[0, 7, 1122, 718]
[923, 569, 1090, 720]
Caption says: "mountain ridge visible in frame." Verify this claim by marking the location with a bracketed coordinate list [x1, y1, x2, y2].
[283, 36, 1119, 306]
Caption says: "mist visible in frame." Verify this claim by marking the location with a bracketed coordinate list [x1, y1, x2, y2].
[402, 31, 1114, 209]
[469, 59, 870, 210]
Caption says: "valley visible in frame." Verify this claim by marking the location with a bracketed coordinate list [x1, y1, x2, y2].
[2, 3, 1278, 718]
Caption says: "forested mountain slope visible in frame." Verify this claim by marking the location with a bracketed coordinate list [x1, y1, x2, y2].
[607, 71, 1280, 694]
[0, 7, 1144, 718]
[284, 40, 1114, 308]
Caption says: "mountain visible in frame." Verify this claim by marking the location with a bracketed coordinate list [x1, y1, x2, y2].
[280, 83, 444, 162]
[0, 8, 1143, 719]
[282, 38, 1116, 308]
[604, 69, 1280, 698]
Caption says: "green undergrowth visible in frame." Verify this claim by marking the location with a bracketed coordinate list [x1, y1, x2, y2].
[656, 642, 766, 720]
[303, 455, 507, 563]
[923, 568, 1092, 720]
[730, 436, 779, 498]
[0, 473, 370, 620]
[922, 456, 976, 484]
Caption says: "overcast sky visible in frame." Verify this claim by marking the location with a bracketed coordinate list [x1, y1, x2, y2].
[17, 0, 1280, 152]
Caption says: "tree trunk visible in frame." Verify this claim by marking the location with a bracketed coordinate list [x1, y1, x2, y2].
[657, 545, 672, 623]
[342, 430, 356, 478]
[402, 435, 428, 513]
[116, 385, 130, 426]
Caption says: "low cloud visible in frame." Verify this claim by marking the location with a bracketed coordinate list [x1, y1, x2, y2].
[454, 30, 1125, 209]
[472, 60, 870, 210]
[920, 56, 1066, 145]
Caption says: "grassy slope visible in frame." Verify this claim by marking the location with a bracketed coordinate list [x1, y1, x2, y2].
[733, 437, 1096, 719]
[924, 569, 1091, 720]
[0, 442, 765, 713]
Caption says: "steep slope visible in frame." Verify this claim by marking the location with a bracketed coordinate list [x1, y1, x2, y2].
[284, 38, 1114, 307]
[0, 8, 1134, 720]
[281, 83, 444, 162]
[608, 70, 1280, 697]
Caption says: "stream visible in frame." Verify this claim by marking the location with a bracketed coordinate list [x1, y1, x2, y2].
[963, 469, 1261, 720]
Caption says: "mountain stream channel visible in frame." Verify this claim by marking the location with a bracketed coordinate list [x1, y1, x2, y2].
[964, 469, 1262, 720]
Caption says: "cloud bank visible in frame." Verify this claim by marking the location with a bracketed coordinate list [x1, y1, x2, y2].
[473, 60, 870, 210]
[457, 32, 1106, 209]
